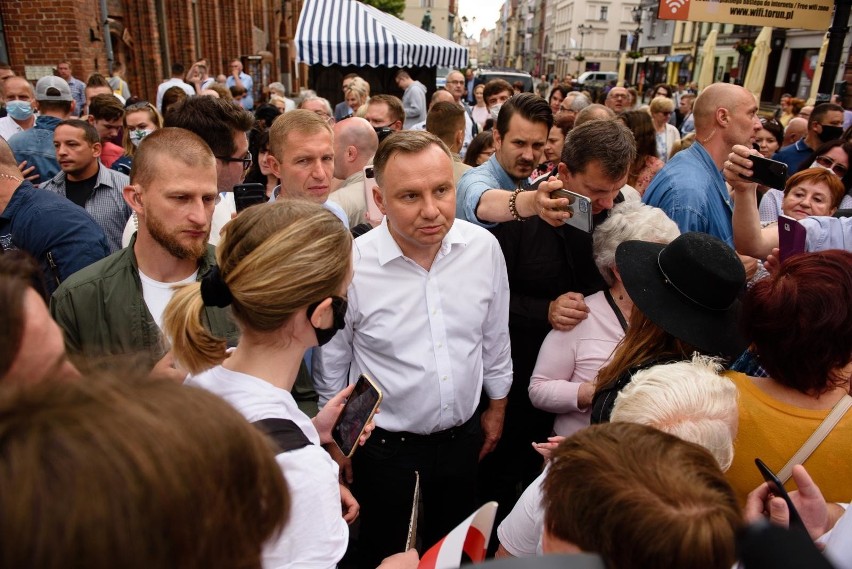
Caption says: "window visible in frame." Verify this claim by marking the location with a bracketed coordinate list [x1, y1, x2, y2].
[600, 6, 608, 21]
[420, 0, 433, 7]
[619, 34, 628, 50]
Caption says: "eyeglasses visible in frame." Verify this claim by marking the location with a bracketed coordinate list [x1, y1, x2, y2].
[608, 93, 629, 100]
[760, 118, 780, 127]
[445, 80, 465, 85]
[659, 111, 672, 116]
[216, 151, 253, 171]
[814, 155, 849, 177]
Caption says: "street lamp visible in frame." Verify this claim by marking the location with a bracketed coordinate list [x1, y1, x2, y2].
[576, 24, 591, 74]
[630, 6, 643, 85]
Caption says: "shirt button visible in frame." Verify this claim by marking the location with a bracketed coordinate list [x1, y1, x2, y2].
[437, 342, 443, 348]
[442, 376, 448, 381]
[444, 405, 449, 410]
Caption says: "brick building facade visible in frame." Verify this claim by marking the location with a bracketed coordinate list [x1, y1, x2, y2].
[0, 0, 307, 103]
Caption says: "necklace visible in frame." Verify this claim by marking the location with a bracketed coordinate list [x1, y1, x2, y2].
[0, 173, 23, 183]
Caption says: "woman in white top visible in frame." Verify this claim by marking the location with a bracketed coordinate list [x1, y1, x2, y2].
[649, 96, 681, 163]
[164, 200, 356, 569]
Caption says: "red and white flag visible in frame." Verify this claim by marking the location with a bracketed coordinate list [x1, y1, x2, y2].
[418, 502, 498, 569]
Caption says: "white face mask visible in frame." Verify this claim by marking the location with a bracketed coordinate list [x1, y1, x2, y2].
[129, 129, 154, 147]
[490, 103, 503, 122]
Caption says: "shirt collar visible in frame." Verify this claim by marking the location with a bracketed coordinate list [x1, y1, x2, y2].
[375, 217, 467, 267]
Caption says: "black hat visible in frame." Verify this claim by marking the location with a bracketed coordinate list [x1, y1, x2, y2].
[615, 232, 747, 358]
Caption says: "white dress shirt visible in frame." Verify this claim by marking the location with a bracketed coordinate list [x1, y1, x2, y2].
[313, 218, 513, 435]
[186, 366, 348, 568]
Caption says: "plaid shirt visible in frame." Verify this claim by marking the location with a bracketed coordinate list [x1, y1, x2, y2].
[41, 164, 132, 253]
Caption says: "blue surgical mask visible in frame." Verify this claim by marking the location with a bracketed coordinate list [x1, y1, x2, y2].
[129, 129, 154, 147]
[6, 100, 33, 121]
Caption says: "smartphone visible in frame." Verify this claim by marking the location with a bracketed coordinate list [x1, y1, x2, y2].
[754, 458, 805, 530]
[363, 166, 383, 223]
[233, 183, 267, 212]
[552, 189, 593, 233]
[778, 215, 806, 263]
[332, 374, 383, 458]
[740, 154, 788, 189]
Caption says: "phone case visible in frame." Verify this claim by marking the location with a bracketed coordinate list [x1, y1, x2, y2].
[778, 215, 806, 263]
[363, 166, 383, 223]
[552, 189, 593, 233]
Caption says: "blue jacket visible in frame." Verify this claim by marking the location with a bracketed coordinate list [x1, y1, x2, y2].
[8, 115, 62, 182]
[643, 142, 735, 247]
[0, 180, 109, 295]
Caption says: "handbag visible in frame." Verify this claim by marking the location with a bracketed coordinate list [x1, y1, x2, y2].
[778, 394, 852, 484]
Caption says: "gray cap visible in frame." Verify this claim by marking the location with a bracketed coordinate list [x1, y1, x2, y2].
[35, 76, 72, 102]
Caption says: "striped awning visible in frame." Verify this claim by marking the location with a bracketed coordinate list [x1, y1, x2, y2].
[296, 0, 468, 69]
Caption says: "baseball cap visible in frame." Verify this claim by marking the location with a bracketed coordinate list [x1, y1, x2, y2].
[35, 76, 73, 102]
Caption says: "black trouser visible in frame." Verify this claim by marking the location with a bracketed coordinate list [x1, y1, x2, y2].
[351, 416, 481, 569]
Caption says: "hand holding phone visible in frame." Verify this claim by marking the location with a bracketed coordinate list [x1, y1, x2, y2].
[777, 215, 806, 263]
[551, 189, 593, 233]
[332, 374, 382, 458]
[740, 154, 788, 189]
[754, 458, 806, 530]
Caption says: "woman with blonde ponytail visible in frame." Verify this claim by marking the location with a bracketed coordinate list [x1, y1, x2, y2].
[163, 199, 360, 568]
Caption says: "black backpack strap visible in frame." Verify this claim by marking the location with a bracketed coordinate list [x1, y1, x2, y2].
[252, 418, 313, 453]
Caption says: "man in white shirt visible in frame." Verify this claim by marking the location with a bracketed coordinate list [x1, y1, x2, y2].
[155, 63, 195, 112]
[313, 131, 512, 568]
[0, 77, 36, 141]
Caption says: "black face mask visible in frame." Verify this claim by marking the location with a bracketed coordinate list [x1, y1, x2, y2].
[818, 124, 844, 144]
[306, 296, 348, 346]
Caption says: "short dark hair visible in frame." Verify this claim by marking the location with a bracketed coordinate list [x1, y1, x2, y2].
[463, 130, 494, 167]
[542, 422, 741, 569]
[373, 131, 452, 187]
[85, 73, 110, 89]
[426, 101, 465, 148]
[38, 99, 73, 114]
[483, 79, 512, 105]
[0, 252, 42, 379]
[810, 102, 843, 128]
[57, 119, 101, 146]
[164, 96, 254, 158]
[171, 63, 185, 76]
[561, 118, 636, 179]
[742, 250, 852, 395]
[496, 93, 553, 137]
[88, 94, 125, 122]
[368, 94, 405, 125]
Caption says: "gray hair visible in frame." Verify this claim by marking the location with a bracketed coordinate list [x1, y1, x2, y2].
[573, 104, 615, 126]
[565, 92, 591, 112]
[299, 95, 333, 116]
[611, 355, 738, 471]
[561, 119, 636, 180]
[268, 82, 286, 97]
[592, 201, 680, 286]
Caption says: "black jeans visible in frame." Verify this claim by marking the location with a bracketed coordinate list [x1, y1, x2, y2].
[351, 416, 481, 569]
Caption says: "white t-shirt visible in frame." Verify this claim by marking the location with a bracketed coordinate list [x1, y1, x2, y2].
[138, 269, 197, 330]
[496, 467, 546, 557]
[186, 365, 348, 568]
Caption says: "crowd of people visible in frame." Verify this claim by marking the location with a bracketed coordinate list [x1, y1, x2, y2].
[0, 58, 850, 569]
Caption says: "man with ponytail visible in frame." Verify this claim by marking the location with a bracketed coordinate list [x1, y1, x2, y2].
[50, 128, 239, 379]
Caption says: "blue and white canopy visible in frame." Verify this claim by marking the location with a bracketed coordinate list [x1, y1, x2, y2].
[296, 0, 468, 69]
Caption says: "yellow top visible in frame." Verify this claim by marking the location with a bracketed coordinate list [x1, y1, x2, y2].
[725, 371, 852, 505]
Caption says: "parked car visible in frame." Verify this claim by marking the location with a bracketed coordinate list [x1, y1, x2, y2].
[576, 71, 618, 90]
[475, 68, 534, 93]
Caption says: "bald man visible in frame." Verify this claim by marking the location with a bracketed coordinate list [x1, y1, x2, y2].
[327, 117, 380, 228]
[0, 77, 36, 141]
[409, 89, 455, 131]
[781, 117, 808, 148]
[643, 83, 761, 247]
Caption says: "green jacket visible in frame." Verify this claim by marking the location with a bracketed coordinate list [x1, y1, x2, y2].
[50, 235, 240, 371]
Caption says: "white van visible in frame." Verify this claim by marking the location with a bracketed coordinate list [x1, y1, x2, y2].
[577, 72, 618, 89]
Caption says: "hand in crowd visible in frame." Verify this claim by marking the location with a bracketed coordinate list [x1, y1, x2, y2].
[148, 350, 188, 383]
[376, 549, 420, 569]
[339, 483, 360, 524]
[327, 443, 355, 485]
[532, 435, 566, 461]
[479, 397, 507, 460]
[534, 177, 572, 227]
[722, 144, 759, 194]
[313, 382, 378, 447]
[764, 248, 782, 274]
[744, 464, 843, 542]
[547, 291, 589, 331]
[17, 160, 37, 184]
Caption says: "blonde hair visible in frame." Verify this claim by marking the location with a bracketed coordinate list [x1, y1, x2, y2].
[649, 95, 675, 114]
[611, 355, 738, 471]
[163, 200, 352, 374]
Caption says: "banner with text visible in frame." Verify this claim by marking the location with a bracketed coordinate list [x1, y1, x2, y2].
[657, 0, 832, 30]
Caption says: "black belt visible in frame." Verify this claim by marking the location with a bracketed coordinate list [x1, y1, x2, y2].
[372, 414, 478, 445]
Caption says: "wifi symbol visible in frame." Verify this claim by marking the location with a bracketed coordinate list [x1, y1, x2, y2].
[665, 0, 688, 12]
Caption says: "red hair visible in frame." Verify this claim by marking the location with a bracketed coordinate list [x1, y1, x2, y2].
[742, 250, 852, 394]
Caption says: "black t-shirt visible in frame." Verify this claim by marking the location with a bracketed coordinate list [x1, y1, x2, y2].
[64, 172, 99, 207]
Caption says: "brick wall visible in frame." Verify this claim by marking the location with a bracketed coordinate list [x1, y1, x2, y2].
[1, 0, 292, 102]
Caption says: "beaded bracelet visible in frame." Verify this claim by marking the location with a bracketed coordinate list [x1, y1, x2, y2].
[508, 188, 528, 222]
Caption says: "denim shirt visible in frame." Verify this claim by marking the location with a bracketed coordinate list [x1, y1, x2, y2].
[8, 115, 62, 182]
[456, 154, 521, 228]
[642, 142, 735, 248]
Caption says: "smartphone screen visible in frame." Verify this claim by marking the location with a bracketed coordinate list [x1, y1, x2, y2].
[754, 458, 805, 530]
[233, 183, 267, 212]
[332, 374, 382, 458]
[363, 166, 383, 223]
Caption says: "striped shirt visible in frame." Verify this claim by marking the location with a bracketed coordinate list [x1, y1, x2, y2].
[41, 164, 132, 253]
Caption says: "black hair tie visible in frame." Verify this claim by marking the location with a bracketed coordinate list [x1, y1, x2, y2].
[200, 266, 233, 308]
